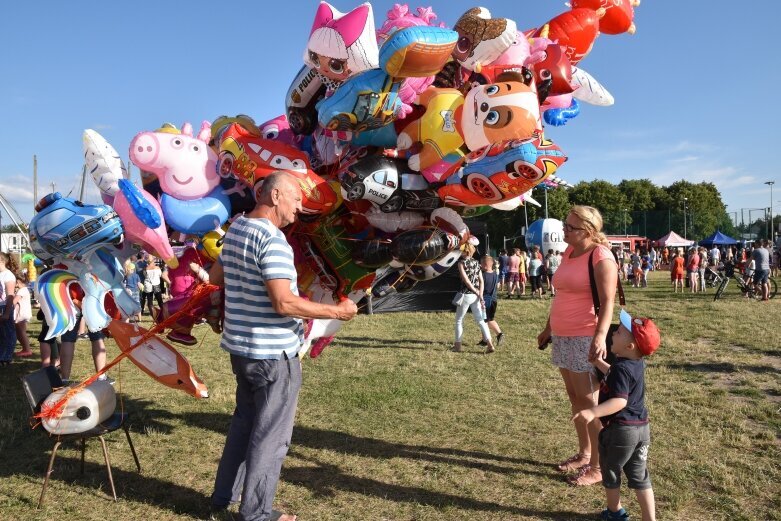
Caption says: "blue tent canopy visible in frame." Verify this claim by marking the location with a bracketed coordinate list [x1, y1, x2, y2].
[698, 231, 738, 247]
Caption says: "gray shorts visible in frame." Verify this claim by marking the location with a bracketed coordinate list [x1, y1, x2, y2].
[598, 423, 652, 490]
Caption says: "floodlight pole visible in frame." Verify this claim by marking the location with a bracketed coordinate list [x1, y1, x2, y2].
[766, 181, 775, 239]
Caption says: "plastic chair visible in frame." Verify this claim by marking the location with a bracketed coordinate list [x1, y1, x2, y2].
[21, 366, 141, 507]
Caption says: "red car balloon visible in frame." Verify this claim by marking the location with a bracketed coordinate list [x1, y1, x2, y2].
[571, 0, 637, 35]
[217, 123, 337, 217]
[535, 8, 602, 65]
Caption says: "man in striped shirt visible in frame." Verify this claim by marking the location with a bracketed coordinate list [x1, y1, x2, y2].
[208, 172, 358, 521]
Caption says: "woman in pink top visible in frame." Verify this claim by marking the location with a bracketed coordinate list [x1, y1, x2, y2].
[537, 206, 618, 486]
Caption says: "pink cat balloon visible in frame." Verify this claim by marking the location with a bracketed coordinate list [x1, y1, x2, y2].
[129, 121, 219, 200]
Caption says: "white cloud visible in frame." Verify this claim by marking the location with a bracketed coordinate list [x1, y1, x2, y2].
[0, 183, 35, 201]
[667, 155, 700, 163]
[576, 140, 716, 163]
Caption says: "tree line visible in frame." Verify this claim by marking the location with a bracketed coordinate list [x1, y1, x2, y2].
[480, 179, 743, 247]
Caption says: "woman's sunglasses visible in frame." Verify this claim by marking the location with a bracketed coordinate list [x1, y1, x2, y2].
[562, 223, 585, 232]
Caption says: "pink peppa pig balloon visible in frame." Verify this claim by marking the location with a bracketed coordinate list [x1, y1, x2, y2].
[129, 121, 219, 200]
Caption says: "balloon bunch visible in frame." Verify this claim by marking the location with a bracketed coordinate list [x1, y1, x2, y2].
[31, 2, 637, 359]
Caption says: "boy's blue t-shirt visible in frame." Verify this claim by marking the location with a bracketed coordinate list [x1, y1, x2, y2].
[598, 357, 649, 426]
[498, 254, 509, 272]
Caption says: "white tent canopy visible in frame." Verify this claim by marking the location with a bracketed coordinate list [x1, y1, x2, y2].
[654, 231, 694, 247]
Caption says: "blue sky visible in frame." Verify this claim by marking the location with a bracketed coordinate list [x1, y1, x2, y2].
[1, 0, 779, 226]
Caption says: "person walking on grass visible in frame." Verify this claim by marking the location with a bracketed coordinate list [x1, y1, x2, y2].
[751, 239, 771, 301]
[687, 247, 699, 293]
[546, 249, 560, 296]
[671, 251, 685, 293]
[506, 248, 521, 298]
[573, 310, 660, 521]
[452, 243, 495, 354]
[208, 172, 357, 521]
[697, 247, 708, 293]
[497, 249, 509, 294]
[0, 252, 19, 366]
[479, 255, 505, 348]
[13, 271, 33, 357]
[537, 205, 618, 487]
[528, 249, 544, 298]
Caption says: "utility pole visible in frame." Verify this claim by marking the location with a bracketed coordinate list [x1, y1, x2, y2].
[33, 155, 38, 213]
[544, 188, 548, 219]
[683, 197, 688, 239]
[79, 164, 87, 201]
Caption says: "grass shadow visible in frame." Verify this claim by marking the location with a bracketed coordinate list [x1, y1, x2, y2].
[291, 426, 559, 480]
[663, 361, 778, 375]
[283, 452, 593, 520]
[21, 455, 208, 517]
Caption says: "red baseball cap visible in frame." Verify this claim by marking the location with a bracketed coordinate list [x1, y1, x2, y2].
[619, 310, 661, 356]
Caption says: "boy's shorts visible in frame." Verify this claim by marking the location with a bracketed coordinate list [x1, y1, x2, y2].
[598, 423, 652, 490]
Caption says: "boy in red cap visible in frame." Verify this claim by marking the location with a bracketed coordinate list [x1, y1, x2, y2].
[573, 310, 660, 521]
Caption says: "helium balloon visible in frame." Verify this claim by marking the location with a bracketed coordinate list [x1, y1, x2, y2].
[129, 121, 219, 201]
[437, 134, 567, 206]
[304, 2, 379, 87]
[535, 9, 603, 65]
[83, 129, 128, 204]
[379, 26, 458, 78]
[571, 66, 615, 106]
[286, 66, 326, 136]
[571, 0, 638, 35]
[543, 98, 580, 126]
[525, 218, 568, 253]
[451, 7, 517, 71]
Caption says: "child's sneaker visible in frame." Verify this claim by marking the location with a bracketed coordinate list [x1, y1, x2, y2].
[601, 507, 629, 520]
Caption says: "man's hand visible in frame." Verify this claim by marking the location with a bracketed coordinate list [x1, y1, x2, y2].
[572, 408, 596, 425]
[335, 299, 358, 321]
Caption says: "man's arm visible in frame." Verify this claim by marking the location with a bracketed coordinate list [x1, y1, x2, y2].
[266, 278, 357, 321]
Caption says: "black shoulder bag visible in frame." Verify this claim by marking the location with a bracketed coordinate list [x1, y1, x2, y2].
[588, 247, 625, 378]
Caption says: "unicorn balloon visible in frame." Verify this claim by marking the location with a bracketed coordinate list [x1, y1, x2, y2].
[35, 246, 142, 338]
[83, 129, 128, 203]
[83, 130, 177, 266]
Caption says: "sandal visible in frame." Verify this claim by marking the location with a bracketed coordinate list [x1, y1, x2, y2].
[567, 464, 602, 486]
[556, 453, 590, 473]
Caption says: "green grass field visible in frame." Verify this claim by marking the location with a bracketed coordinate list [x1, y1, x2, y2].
[1, 270, 779, 521]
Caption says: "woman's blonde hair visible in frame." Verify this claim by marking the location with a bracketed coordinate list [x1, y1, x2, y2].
[569, 205, 609, 246]
[462, 243, 476, 257]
